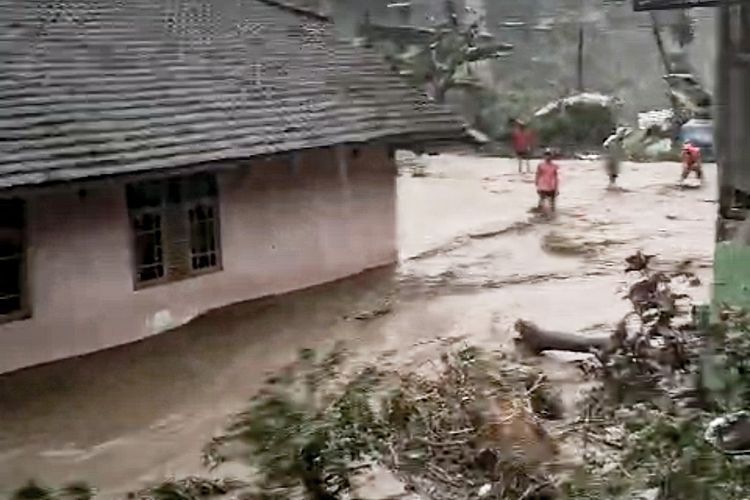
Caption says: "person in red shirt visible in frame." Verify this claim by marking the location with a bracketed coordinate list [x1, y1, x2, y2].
[535, 148, 560, 214]
[511, 120, 535, 173]
[681, 140, 703, 184]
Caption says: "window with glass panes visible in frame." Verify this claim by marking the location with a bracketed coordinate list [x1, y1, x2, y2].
[0, 198, 27, 320]
[126, 173, 221, 287]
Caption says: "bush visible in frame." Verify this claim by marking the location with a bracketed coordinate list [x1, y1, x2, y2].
[532, 101, 617, 151]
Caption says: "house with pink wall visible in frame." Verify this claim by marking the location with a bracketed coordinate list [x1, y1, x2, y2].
[0, 0, 470, 374]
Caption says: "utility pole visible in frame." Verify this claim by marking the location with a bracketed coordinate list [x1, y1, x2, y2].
[577, 24, 584, 91]
[575, 0, 585, 92]
[650, 12, 672, 75]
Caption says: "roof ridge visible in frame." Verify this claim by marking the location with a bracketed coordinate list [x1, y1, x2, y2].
[253, 0, 331, 22]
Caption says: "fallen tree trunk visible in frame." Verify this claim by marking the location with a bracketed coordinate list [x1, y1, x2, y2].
[514, 320, 614, 355]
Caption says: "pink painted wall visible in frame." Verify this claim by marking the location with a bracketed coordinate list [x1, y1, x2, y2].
[0, 145, 397, 374]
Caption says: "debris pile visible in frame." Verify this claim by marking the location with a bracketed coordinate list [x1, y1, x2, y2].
[202, 343, 563, 500]
[129, 478, 248, 500]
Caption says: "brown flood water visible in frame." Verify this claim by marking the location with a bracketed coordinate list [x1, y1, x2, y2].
[0, 156, 716, 496]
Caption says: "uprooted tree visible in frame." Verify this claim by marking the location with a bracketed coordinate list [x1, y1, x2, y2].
[516, 252, 750, 499]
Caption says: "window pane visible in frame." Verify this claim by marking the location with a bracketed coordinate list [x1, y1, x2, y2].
[126, 181, 164, 209]
[138, 264, 165, 283]
[184, 173, 218, 201]
[0, 198, 24, 316]
[167, 178, 182, 205]
[0, 199, 24, 228]
[0, 237, 22, 256]
[188, 200, 220, 271]
[132, 212, 165, 283]
[0, 296, 21, 315]
[0, 256, 21, 297]
[127, 179, 169, 284]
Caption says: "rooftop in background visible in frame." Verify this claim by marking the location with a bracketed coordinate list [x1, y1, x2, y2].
[0, 0, 469, 190]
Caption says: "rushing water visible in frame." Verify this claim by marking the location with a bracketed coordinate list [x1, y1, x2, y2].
[0, 155, 716, 496]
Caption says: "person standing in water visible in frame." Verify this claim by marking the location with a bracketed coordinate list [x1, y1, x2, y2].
[680, 140, 703, 184]
[602, 127, 629, 189]
[535, 148, 560, 215]
[511, 120, 535, 173]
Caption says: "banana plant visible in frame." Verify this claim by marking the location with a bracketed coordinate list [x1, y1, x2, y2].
[359, 0, 512, 103]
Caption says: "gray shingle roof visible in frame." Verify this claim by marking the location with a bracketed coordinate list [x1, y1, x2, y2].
[0, 0, 468, 189]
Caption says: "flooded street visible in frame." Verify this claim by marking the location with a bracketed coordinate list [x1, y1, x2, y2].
[0, 155, 716, 496]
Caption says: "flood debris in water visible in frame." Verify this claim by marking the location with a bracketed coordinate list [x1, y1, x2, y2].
[515, 251, 696, 379]
[344, 295, 394, 321]
[12, 252, 750, 500]
[197, 343, 563, 500]
[128, 478, 248, 500]
[540, 230, 623, 258]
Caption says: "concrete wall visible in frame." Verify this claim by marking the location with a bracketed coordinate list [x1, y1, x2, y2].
[0, 145, 397, 374]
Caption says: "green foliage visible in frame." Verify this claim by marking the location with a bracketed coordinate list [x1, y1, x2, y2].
[700, 314, 750, 412]
[532, 102, 617, 151]
[204, 344, 388, 499]
[625, 412, 729, 498]
[567, 410, 750, 500]
[473, 88, 536, 141]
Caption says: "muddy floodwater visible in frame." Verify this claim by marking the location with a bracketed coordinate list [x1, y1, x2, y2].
[0, 156, 716, 496]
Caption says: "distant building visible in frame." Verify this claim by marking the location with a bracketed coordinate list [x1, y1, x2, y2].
[0, 0, 470, 373]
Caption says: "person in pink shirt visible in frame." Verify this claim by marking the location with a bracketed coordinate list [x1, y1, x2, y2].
[680, 140, 703, 184]
[535, 148, 560, 214]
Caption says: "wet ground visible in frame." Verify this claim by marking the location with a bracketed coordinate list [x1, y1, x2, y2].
[0, 156, 716, 496]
